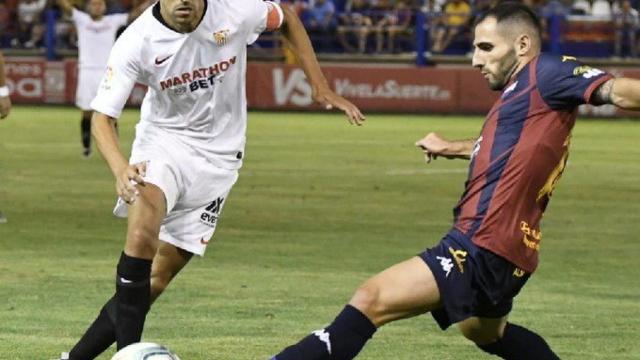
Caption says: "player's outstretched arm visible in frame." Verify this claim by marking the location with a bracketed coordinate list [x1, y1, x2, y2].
[92, 111, 145, 204]
[415, 132, 476, 163]
[592, 78, 640, 110]
[56, 0, 74, 18]
[0, 51, 11, 119]
[279, 4, 365, 125]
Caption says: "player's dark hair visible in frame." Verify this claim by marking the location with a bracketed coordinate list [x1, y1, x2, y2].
[475, 1, 543, 40]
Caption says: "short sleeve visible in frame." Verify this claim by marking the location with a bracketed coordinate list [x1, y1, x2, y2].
[90, 34, 141, 118]
[243, 0, 283, 44]
[108, 13, 129, 28]
[537, 54, 614, 110]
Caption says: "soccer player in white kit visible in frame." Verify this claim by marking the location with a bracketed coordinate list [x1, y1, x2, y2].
[57, 0, 150, 157]
[61, 0, 365, 358]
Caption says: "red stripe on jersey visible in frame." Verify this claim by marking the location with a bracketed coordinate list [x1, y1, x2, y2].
[454, 111, 499, 233]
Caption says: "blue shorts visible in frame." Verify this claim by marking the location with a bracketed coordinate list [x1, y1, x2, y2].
[419, 229, 530, 330]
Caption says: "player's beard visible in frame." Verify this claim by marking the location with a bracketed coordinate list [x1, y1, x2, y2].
[488, 48, 519, 91]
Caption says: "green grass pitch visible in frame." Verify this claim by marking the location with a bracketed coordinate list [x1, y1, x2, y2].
[0, 106, 639, 359]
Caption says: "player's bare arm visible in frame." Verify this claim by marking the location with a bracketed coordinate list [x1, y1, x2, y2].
[92, 111, 146, 203]
[592, 77, 640, 110]
[279, 4, 365, 125]
[56, 0, 74, 17]
[415, 132, 476, 163]
[0, 51, 11, 119]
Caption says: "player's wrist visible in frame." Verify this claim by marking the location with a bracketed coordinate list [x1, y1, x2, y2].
[0, 86, 9, 97]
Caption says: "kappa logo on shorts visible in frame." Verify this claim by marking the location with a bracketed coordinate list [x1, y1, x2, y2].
[200, 197, 225, 227]
[436, 256, 454, 277]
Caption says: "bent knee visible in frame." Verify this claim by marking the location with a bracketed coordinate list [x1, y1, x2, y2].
[349, 282, 387, 324]
[459, 324, 503, 345]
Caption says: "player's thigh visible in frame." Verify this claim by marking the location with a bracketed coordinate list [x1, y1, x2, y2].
[350, 256, 441, 327]
[125, 183, 167, 258]
[457, 315, 508, 345]
[150, 241, 193, 302]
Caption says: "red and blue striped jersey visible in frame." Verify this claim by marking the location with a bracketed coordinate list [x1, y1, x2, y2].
[453, 54, 613, 273]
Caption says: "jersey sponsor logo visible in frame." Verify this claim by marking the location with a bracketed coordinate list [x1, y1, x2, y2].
[436, 256, 454, 277]
[312, 330, 332, 354]
[573, 65, 604, 79]
[213, 29, 230, 46]
[537, 136, 570, 203]
[155, 54, 174, 66]
[520, 221, 541, 251]
[159, 56, 236, 93]
[200, 197, 225, 227]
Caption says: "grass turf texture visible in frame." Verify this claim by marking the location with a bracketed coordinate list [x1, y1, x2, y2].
[0, 106, 638, 359]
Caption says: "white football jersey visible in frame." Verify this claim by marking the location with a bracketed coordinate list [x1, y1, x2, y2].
[91, 0, 283, 170]
[72, 9, 129, 70]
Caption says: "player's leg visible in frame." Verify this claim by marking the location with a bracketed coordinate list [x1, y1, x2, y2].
[67, 241, 192, 360]
[272, 256, 441, 360]
[81, 110, 92, 157]
[459, 316, 560, 360]
[114, 182, 166, 349]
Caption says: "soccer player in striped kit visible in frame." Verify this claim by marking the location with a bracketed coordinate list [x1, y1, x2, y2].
[59, 0, 365, 358]
[271, 2, 640, 360]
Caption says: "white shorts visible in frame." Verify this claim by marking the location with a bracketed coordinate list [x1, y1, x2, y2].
[113, 123, 239, 256]
[76, 68, 103, 111]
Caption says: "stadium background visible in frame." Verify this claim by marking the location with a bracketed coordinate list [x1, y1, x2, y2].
[1, 0, 639, 359]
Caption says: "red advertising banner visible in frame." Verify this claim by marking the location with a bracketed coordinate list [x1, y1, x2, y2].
[4, 57, 640, 118]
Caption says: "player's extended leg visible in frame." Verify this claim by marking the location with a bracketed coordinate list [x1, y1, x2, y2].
[459, 316, 560, 360]
[115, 183, 166, 348]
[81, 110, 92, 157]
[67, 241, 192, 360]
[272, 256, 441, 360]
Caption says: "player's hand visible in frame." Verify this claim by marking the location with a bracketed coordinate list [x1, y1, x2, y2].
[0, 96, 11, 119]
[313, 86, 365, 126]
[115, 161, 147, 204]
[415, 132, 456, 164]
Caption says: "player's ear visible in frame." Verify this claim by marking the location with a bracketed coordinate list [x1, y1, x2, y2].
[514, 33, 531, 56]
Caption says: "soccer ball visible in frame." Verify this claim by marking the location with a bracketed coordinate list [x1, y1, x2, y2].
[111, 342, 181, 360]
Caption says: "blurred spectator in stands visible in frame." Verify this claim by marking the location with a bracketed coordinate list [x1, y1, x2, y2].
[591, 0, 613, 18]
[303, 0, 337, 50]
[571, 0, 591, 15]
[430, 0, 470, 53]
[0, 0, 13, 47]
[337, 0, 373, 53]
[12, 0, 46, 48]
[374, 0, 413, 53]
[614, 0, 639, 57]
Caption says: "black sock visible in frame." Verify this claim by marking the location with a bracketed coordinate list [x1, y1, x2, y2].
[115, 252, 152, 350]
[68, 297, 117, 360]
[81, 114, 91, 150]
[274, 305, 377, 360]
[478, 323, 560, 360]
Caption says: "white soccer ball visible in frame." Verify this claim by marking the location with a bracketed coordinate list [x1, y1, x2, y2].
[111, 342, 181, 360]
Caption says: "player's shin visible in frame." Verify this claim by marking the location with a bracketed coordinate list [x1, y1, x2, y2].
[477, 323, 560, 360]
[114, 252, 152, 349]
[68, 297, 117, 360]
[272, 305, 377, 360]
